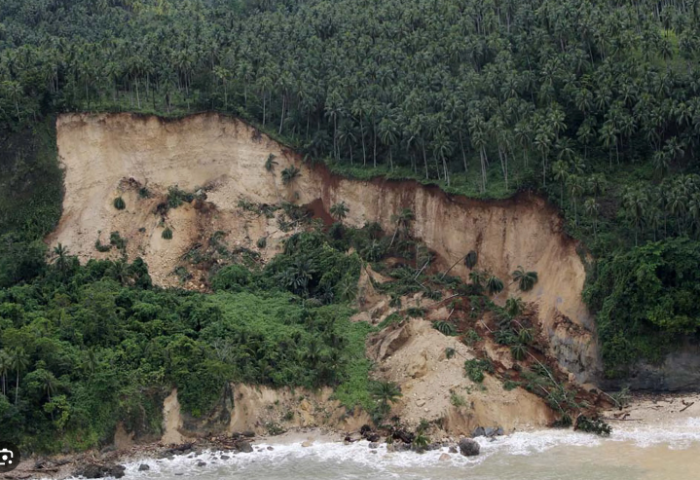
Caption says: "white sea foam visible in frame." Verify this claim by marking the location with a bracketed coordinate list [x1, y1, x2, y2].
[52, 418, 700, 479]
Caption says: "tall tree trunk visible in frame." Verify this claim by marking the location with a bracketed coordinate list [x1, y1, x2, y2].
[422, 143, 429, 178]
[458, 131, 468, 174]
[360, 119, 367, 166]
[372, 120, 377, 168]
[480, 147, 488, 193]
[279, 95, 286, 135]
[262, 90, 267, 127]
[442, 154, 450, 186]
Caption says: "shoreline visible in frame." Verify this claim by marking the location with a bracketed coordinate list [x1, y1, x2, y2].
[4, 392, 700, 480]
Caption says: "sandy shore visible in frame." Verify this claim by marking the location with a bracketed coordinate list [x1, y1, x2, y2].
[603, 392, 700, 425]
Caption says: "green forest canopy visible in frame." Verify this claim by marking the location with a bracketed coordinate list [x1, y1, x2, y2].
[2, 0, 700, 451]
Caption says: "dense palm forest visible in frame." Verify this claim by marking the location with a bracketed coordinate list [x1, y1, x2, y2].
[2, 0, 700, 451]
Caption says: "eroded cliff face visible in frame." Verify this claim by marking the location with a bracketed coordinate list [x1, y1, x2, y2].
[51, 112, 600, 402]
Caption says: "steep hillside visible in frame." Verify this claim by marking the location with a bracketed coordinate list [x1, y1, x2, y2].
[51, 112, 598, 385]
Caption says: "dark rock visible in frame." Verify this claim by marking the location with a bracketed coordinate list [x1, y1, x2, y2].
[360, 424, 372, 436]
[236, 440, 254, 453]
[175, 473, 184, 476]
[471, 427, 486, 438]
[425, 443, 441, 451]
[196, 461, 207, 467]
[370, 450, 377, 454]
[394, 442, 412, 452]
[458, 438, 480, 457]
[368, 442, 379, 449]
[138, 464, 150, 471]
[111, 465, 126, 478]
[495, 427, 504, 436]
[267, 446, 274, 451]
[366, 433, 381, 442]
[448, 445, 458, 454]
[220, 455, 230, 460]
[167, 443, 194, 456]
[73, 463, 126, 479]
[242, 430, 256, 438]
[391, 429, 414, 444]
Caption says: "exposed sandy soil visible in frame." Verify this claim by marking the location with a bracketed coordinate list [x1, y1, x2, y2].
[159, 384, 371, 445]
[368, 319, 555, 434]
[51, 112, 597, 380]
[41, 112, 616, 449]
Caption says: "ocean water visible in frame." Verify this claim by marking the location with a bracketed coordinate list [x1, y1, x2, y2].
[96, 418, 700, 480]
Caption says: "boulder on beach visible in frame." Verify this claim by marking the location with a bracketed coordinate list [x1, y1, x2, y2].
[138, 464, 150, 471]
[236, 441, 254, 453]
[458, 438, 480, 457]
[73, 463, 126, 479]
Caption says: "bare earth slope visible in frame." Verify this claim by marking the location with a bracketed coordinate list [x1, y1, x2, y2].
[51, 112, 599, 389]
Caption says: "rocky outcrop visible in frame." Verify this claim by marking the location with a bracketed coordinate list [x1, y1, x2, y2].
[72, 463, 125, 479]
[458, 438, 480, 456]
[613, 343, 700, 392]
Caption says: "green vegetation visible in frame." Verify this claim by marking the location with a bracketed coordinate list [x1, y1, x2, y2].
[464, 359, 493, 383]
[113, 197, 126, 211]
[584, 238, 700, 377]
[162, 227, 173, 240]
[0, 229, 374, 452]
[2, 0, 700, 449]
[166, 186, 196, 210]
[450, 391, 467, 408]
[433, 321, 456, 336]
[575, 415, 612, 436]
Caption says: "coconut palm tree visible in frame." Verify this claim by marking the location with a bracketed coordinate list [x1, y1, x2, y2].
[552, 160, 568, 203]
[0, 350, 10, 397]
[281, 165, 301, 186]
[330, 202, 349, 223]
[505, 296, 524, 318]
[371, 381, 402, 409]
[486, 275, 504, 295]
[512, 266, 538, 292]
[584, 197, 599, 238]
[469, 269, 487, 288]
[464, 250, 478, 270]
[389, 208, 414, 248]
[10, 348, 29, 404]
[264, 153, 278, 172]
